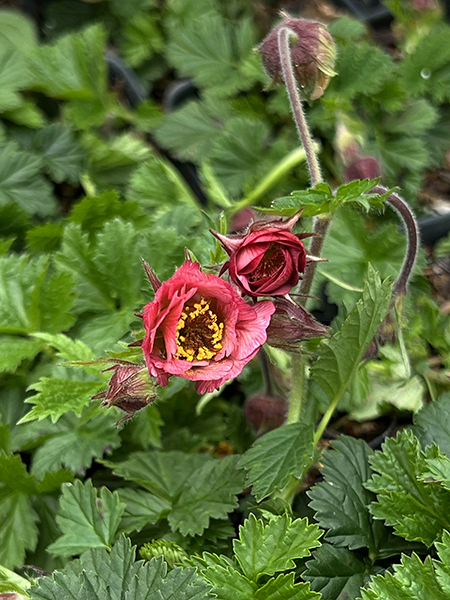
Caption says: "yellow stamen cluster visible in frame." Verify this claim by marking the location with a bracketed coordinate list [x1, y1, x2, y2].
[175, 297, 224, 362]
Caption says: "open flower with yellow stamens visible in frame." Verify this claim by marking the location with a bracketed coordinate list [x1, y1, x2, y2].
[142, 260, 275, 394]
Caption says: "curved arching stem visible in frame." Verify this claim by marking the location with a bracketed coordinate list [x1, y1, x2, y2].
[373, 185, 419, 302]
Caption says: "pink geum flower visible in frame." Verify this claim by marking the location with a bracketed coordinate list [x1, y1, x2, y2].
[141, 260, 275, 394]
[211, 214, 312, 297]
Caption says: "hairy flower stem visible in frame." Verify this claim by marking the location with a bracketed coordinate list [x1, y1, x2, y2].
[373, 185, 419, 302]
[278, 27, 330, 303]
[278, 27, 322, 187]
[299, 215, 330, 304]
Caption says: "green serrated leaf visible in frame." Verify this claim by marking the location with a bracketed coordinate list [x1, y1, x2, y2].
[209, 118, 271, 196]
[385, 100, 438, 137]
[167, 14, 250, 96]
[239, 422, 314, 501]
[55, 219, 145, 315]
[37, 469, 74, 495]
[48, 480, 125, 557]
[304, 544, 369, 600]
[0, 49, 32, 112]
[26, 222, 64, 253]
[234, 514, 321, 581]
[129, 558, 213, 600]
[311, 266, 392, 406]
[203, 563, 257, 600]
[33, 123, 85, 184]
[117, 488, 171, 534]
[169, 455, 245, 536]
[0, 335, 44, 373]
[155, 96, 228, 161]
[0, 450, 39, 568]
[21, 378, 104, 424]
[103, 450, 212, 501]
[31, 332, 94, 361]
[365, 430, 450, 547]
[30, 410, 121, 478]
[0, 142, 56, 216]
[34, 536, 212, 600]
[257, 572, 320, 600]
[361, 553, 448, 600]
[120, 13, 163, 67]
[0, 254, 74, 335]
[308, 436, 379, 551]
[399, 24, 450, 103]
[69, 190, 148, 234]
[434, 530, 450, 595]
[413, 392, 450, 457]
[0, 490, 39, 569]
[421, 454, 450, 491]
[0, 450, 38, 494]
[328, 41, 394, 99]
[30, 24, 107, 101]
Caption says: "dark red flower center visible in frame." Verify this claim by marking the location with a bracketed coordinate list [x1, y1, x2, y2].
[249, 243, 284, 282]
[175, 297, 224, 362]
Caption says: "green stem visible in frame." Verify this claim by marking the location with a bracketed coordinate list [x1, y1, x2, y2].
[313, 396, 338, 447]
[230, 145, 314, 215]
[286, 352, 305, 424]
[274, 353, 305, 504]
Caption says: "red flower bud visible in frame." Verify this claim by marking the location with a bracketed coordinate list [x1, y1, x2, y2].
[344, 156, 381, 183]
[259, 17, 337, 100]
[211, 214, 312, 297]
[244, 393, 288, 433]
[93, 363, 157, 425]
[266, 297, 330, 350]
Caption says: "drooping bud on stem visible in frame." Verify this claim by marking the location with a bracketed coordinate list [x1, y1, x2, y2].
[92, 363, 157, 425]
[259, 17, 337, 101]
[266, 297, 330, 350]
[244, 393, 288, 433]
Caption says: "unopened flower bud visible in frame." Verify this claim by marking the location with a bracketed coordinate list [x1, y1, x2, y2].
[344, 156, 381, 183]
[92, 363, 157, 425]
[211, 213, 313, 298]
[335, 120, 364, 166]
[244, 393, 288, 433]
[259, 17, 337, 100]
[266, 297, 330, 350]
[140, 540, 187, 569]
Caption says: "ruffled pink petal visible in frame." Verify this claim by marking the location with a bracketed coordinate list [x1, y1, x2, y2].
[194, 351, 263, 394]
[233, 300, 275, 360]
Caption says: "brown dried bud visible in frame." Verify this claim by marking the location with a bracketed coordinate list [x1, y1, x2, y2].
[93, 363, 157, 425]
[259, 17, 337, 100]
[244, 394, 288, 433]
[266, 297, 330, 350]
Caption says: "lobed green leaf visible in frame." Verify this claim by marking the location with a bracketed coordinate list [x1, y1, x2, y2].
[238, 422, 314, 501]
